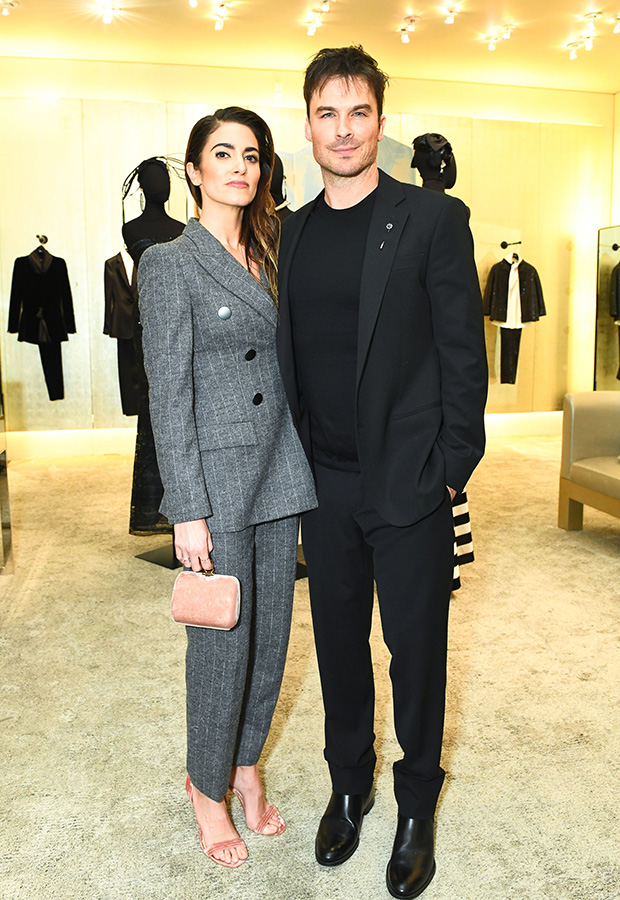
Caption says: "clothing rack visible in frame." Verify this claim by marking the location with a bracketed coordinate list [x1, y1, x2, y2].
[500, 240, 522, 250]
[612, 243, 619, 252]
[35, 235, 49, 257]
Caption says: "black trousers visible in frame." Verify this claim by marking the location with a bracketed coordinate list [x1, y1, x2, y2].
[301, 463, 454, 820]
[499, 327, 522, 384]
[38, 342, 64, 401]
[116, 338, 141, 417]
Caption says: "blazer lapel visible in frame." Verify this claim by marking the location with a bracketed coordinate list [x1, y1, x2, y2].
[114, 253, 131, 290]
[356, 173, 409, 386]
[183, 218, 277, 326]
[276, 197, 320, 422]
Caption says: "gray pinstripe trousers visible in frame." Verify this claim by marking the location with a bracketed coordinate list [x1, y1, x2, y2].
[185, 514, 299, 801]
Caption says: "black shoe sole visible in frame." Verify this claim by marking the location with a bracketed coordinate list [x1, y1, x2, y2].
[386, 860, 436, 899]
[315, 795, 375, 867]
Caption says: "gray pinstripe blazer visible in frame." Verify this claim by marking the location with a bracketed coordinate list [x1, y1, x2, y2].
[137, 218, 317, 532]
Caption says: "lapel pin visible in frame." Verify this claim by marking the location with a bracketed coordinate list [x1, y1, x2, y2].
[386, 223, 393, 230]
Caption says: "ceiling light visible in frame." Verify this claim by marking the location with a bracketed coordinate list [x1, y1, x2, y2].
[614, 17, 620, 34]
[320, 0, 330, 11]
[213, 1, 227, 29]
[0, 1, 19, 16]
[488, 38, 496, 51]
[403, 15, 418, 33]
[584, 34, 593, 50]
[307, 23, 316, 35]
[567, 41, 580, 60]
[502, 26, 512, 40]
[97, 1, 119, 24]
[189, 0, 198, 7]
[582, 12, 600, 36]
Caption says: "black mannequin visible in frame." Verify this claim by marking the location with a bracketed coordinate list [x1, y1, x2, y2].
[122, 159, 184, 541]
[270, 153, 293, 223]
[411, 133, 457, 193]
[410, 133, 472, 588]
[122, 159, 184, 264]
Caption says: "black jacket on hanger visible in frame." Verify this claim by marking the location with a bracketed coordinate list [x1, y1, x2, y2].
[8, 251, 76, 344]
[483, 258, 546, 323]
[610, 261, 620, 319]
[104, 252, 138, 340]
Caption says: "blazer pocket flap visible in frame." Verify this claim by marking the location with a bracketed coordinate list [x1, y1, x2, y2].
[390, 400, 441, 421]
[197, 421, 257, 450]
[391, 251, 425, 272]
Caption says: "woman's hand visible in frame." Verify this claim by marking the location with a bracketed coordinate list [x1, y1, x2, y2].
[174, 519, 214, 572]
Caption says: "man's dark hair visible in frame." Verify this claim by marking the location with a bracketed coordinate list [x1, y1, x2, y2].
[303, 45, 389, 118]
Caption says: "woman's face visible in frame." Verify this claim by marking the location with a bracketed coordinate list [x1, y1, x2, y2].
[187, 121, 261, 211]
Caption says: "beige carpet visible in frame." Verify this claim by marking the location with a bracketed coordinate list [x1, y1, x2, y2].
[1, 436, 619, 899]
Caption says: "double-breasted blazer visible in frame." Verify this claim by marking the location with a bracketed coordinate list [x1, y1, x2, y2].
[277, 170, 488, 528]
[138, 217, 316, 532]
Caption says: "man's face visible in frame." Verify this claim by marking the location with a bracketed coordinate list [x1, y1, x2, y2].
[304, 76, 386, 180]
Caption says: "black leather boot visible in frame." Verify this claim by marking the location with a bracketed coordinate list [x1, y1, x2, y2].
[386, 816, 436, 898]
[315, 788, 375, 866]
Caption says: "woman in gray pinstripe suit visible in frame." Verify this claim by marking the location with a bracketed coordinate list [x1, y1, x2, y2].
[138, 108, 316, 868]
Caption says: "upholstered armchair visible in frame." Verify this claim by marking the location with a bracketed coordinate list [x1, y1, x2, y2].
[558, 391, 620, 530]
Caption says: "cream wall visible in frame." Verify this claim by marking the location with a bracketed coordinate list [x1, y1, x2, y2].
[0, 56, 615, 436]
[613, 92, 620, 224]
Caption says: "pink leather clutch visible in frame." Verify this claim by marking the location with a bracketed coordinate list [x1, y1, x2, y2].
[171, 567, 240, 630]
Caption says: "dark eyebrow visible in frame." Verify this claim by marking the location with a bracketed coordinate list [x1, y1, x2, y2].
[210, 141, 259, 153]
[314, 103, 373, 114]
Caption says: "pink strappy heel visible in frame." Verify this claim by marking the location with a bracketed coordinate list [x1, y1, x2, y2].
[185, 775, 247, 868]
[229, 785, 286, 836]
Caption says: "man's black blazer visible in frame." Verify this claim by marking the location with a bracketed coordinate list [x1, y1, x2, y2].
[276, 169, 488, 528]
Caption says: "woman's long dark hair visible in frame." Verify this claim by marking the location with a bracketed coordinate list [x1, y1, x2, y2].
[185, 107, 279, 303]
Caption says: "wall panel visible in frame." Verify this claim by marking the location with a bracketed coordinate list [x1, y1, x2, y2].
[0, 98, 90, 431]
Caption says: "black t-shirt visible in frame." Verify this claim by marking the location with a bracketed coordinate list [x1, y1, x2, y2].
[289, 189, 376, 470]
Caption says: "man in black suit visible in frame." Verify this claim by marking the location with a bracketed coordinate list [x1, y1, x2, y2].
[276, 46, 488, 898]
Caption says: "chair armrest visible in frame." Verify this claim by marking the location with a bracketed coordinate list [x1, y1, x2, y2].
[561, 392, 620, 478]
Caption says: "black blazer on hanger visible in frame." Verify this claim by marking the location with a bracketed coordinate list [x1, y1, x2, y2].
[104, 252, 138, 340]
[610, 261, 620, 319]
[277, 169, 488, 528]
[8, 250, 76, 344]
[483, 258, 546, 323]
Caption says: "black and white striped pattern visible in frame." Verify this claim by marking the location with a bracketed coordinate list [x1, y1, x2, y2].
[452, 490, 474, 592]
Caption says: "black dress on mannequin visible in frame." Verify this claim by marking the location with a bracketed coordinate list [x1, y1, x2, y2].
[122, 160, 185, 536]
[411, 133, 472, 589]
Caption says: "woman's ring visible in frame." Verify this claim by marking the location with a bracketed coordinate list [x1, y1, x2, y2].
[181, 556, 190, 563]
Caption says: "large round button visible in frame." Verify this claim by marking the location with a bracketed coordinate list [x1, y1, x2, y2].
[217, 306, 232, 320]
[245, 349, 256, 361]
[252, 393, 263, 405]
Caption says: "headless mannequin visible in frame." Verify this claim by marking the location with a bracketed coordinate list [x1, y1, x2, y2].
[123, 159, 184, 539]
[122, 160, 184, 264]
[269, 153, 292, 224]
[411, 133, 457, 193]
